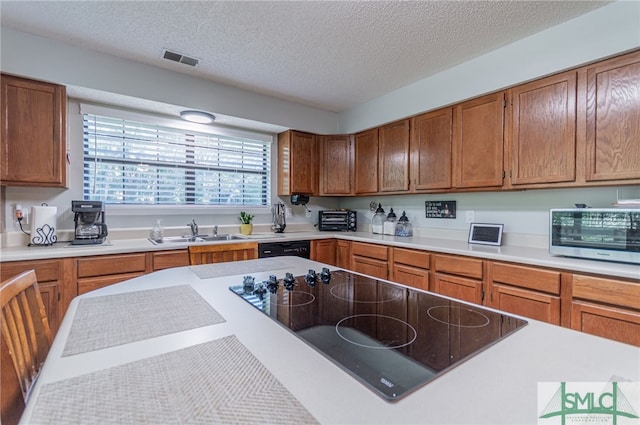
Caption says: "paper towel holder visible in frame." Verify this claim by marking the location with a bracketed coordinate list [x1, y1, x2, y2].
[29, 203, 58, 247]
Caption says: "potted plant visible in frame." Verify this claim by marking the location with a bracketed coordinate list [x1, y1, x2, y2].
[239, 211, 254, 235]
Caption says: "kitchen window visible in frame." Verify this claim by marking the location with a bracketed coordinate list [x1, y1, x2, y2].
[81, 106, 271, 206]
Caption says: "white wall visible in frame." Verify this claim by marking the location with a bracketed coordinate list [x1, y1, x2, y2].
[338, 1, 640, 133]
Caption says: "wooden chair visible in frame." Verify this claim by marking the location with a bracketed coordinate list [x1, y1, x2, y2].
[1, 270, 52, 413]
[189, 242, 259, 265]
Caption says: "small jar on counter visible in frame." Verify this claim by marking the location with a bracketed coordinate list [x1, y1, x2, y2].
[395, 211, 413, 237]
[383, 208, 397, 235]
[371, 203, 386, 234]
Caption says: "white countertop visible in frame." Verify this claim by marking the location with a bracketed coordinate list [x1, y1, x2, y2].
[2, 230, 638, 280]
[20, 257, 640, 424]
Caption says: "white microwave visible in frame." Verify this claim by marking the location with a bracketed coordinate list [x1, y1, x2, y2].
[549, 208, 640, 265]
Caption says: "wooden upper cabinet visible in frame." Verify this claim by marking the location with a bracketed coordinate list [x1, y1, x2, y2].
[453, 92, 505, 189]
[585, 50, 640, 182]
[277, 130, 318, 195]
[378, 119, 410, 192]
[319, 134, 353, 196]
[354, 128, 379, 194]
[410, 107, 453, 191]
[508, 70, 577, 186]
[1, 74, 67, 187]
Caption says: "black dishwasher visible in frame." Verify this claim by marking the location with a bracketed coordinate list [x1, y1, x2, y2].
[258, 240, 310, 259]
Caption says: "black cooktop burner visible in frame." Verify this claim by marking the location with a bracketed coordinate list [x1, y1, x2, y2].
[229, 269, 527, 402]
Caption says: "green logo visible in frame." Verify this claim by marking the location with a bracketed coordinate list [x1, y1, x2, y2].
[539, 382, 639, 425]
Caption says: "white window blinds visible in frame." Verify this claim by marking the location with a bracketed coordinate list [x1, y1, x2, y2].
[82, 112, 271, 206]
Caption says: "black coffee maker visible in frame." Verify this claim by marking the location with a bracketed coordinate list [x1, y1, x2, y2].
[71, 200, 108, 245]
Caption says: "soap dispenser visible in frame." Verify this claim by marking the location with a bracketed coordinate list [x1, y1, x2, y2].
[395, 211, 413, 237]
[371, 203, 385, 234]
[151, 219, 164, 242]
[383, 208, 397, 235]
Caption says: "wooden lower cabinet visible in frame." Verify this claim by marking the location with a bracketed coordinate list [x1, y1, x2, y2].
[351, 241, 388, 279]
[335, 239, 351, 269]
[487, 262, 561, 325]
[571, 274, 640, 346]
[311, 239, 336, 265]
[390, 247, 429, 291]
[0, 259, 67, 334]
[76, 253, 148, 295]
[432, 254, 483, 304]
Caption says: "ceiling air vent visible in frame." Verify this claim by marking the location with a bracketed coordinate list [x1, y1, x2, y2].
[162, 49, 199, 67]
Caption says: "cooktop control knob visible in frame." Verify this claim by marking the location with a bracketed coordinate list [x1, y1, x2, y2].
[242, 275, 255, 294]
[319, 268, 331, 284]
[305, 269, 317, 287]
[266, 275, 279, 293]
[254, 282, 267, 299]
[283, 272, 296, 291]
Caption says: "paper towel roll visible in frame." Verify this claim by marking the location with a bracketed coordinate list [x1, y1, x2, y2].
[30, 205, 58, 246]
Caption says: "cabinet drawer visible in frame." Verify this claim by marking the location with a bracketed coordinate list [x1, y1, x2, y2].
[1, 259, 60, 282]
[152, 250, 189, 271]
[492, 262, 560, 295]
[392, 247, 430, 269]
[77, 254, 147, 278]
[351, 242, 388, 261]
[572, 275, 640, 311]
[434, 254, 483, 279]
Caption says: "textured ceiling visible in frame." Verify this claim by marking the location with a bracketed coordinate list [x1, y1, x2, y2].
[1, 0, 610, 114]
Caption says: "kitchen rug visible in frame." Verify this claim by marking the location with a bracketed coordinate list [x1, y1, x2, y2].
[30, 335, 319, 425]
[190, 257, 293, 279]
[62, 285, 225, 356]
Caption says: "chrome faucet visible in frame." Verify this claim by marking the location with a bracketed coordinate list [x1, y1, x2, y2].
[213, 225, 218, 236]
[188, 219, 198, 237]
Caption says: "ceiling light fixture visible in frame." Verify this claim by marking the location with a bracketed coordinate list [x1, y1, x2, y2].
[180, 110, 216, 124]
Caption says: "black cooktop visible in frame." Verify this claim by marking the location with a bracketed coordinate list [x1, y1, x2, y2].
[229, 269, 527, 402]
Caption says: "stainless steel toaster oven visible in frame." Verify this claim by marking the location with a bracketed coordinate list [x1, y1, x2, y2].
[549, 208, 640, 264]
[318, 210, 357, 232]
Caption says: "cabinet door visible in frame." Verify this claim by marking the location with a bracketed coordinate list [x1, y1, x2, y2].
[509, 71, 577, 186]
[571, 301, 640, 346]
[311, 239, 336, 265]
[585, 50, 640, 181]
[1, 259, 63, 334]
[433, 273, 483, 305]
[378, 119, 410, 192]
[392, 264, 429, 291]
[1, 74, 67, 187]
[319, 135, 353, 195]
[354, 128, 379, 194]
[453, 92, 505, 189]
[277, 130, 317, 195]
[352, 255, 388, 280]
[410, 108, 452, 191]
[335, 239, 351, 269]
[491, 284, 560, 325]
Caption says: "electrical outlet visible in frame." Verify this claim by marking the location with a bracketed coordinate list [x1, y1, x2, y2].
[15, 204, 28, 225]
[305, 209, 312, 218]
[465, 210, 475, 223]
[285, 207, 292, 218]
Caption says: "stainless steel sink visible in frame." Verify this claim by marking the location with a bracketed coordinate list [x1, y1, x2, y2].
[148, 234, 245, 245]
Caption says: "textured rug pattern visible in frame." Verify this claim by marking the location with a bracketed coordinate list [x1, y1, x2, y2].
[31, 335, 318, 424]
[63, 285, 225, 356]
